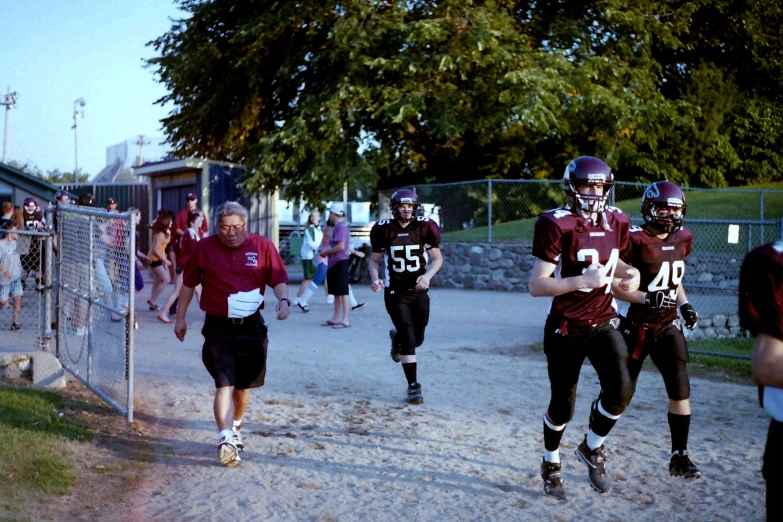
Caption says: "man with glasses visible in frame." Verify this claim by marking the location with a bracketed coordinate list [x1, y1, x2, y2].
[174, 201, 290, 467]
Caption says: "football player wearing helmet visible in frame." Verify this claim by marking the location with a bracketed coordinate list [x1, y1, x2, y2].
[528, 156, 640, 498]
[612, 180, 702, 481]
[739, 240, 783, 521]
[369, 189, 443, 405]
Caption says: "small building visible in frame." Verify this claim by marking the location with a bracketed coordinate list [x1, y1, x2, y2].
[133, 158, 277, 242]
[0, 161, 66, 207]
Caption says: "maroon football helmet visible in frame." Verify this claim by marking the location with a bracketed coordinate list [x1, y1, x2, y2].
[390, 189, 420, 223]
[641, 181, 686, 233]
[563, 156, 614, 214]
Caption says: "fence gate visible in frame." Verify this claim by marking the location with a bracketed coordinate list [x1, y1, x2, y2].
[54, 205, 136, 421]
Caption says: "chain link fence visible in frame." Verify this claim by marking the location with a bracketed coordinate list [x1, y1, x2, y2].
[382, 180, 783, 360]
[0, 227, 52, 351]
[56, 205, 136, 421]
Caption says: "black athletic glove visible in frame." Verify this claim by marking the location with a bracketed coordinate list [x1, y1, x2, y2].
[644, 290, 677, 310]
[680, 303, 698, 330]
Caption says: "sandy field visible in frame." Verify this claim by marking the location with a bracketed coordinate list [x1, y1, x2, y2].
[99, 283, 768, 521]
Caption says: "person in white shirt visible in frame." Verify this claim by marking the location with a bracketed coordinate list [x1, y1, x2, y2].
[0, 223, 24, 330]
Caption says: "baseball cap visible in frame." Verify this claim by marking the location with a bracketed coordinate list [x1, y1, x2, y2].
[329, 203, 345, 217]
[186, 193, 198, 201]
[107, 197, 117, 205]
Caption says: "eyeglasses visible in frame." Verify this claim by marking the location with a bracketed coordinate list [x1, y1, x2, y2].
[218, 223, 245, 232]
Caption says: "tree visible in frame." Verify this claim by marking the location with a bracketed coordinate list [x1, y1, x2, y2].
[5, 161, 88, 184]
[148, 0, 783, 202]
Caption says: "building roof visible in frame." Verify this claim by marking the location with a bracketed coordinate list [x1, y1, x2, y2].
[0, 161, 65, 202]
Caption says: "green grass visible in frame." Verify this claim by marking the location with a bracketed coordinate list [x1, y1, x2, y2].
[0, 386, 93, 507]
[529, 337, 753, 382]
[441, 180, 783, 245]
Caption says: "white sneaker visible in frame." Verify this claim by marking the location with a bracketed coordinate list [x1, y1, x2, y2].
[232, 427, 245, 452]
[218, 435, 240, 467]
[326, 295, 334, 304]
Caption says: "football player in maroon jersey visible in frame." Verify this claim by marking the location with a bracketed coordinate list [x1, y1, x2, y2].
[529, 156, 640, 498]
[739, 240, 783, 520]
[368, 189, 443, 405]
[612, 181, 702, 480]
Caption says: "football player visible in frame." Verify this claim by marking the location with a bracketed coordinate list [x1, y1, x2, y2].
[739, 240, 783, 521]
[368, 189, 443, 405]
[528, 156, 640, 498]
[612, 181, 702, 480]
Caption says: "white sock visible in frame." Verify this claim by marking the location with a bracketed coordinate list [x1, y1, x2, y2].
[544, 449, 560, 463]
[233, 419, 242, 431]
[349, 286, 358, 308]
[586, 431, 606, 451]
[219, 429, 233, 441]
[300, 283, 317, 306]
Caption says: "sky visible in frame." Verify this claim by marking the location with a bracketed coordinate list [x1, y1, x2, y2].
[0, 0, 185, 177]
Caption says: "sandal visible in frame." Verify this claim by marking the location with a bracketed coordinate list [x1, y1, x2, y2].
[320, 320, 339, 326]
[147, 300, 161, 311]
[157, 315, 172, 324]
[331, 323, 351, 329]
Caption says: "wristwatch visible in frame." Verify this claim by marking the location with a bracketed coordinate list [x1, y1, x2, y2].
[279, 298, 291, 306]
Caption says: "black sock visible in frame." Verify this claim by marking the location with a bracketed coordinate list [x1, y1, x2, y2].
[668, 413, 691, 453]
[402, 362, 417, 385]
[543, 416, 566, 452]
[590, 399, 619, 437]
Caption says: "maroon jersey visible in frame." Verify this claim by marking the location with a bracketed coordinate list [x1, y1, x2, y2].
[370, 216, 441, 290]
[739, 240, 783, 340]
[532, 206, 632, 321]
[626, 225, 692, 324]
[183, 233, 288, 317]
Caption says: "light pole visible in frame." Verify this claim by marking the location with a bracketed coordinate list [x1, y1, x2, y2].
[1, 87, 19, 164]
[72, 97, 86, 176]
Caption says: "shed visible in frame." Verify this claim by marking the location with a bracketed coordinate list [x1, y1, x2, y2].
[0, 161, 67, 207]
[133, 158, 278, 243]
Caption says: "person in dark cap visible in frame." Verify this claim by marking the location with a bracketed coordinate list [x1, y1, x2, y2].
[106, 197, 119, 213]
[170, 192, 209, 314]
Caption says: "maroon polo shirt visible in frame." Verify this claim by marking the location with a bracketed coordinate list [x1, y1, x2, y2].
[183, 233, 289, 317]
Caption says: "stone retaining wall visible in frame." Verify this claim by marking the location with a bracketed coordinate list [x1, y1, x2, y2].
[431, 242, 746, 340]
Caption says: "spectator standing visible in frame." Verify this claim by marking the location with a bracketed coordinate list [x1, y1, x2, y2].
[158, 210, 204, 324]
[147, 212, 173, 311]
[0, 223, 24, 330]
[175, 193, 209, 239]
[739, 239, 783, 520]
[319, 204, 352, 328]
[174, 201, 290, 467]
[528, 156, 640, 498]
[20, 197, 45, 291]
[294, 209, 323, 311]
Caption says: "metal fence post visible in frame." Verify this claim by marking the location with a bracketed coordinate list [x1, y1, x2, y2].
[43, 207, 54, 353]
[127, 213, 135, 422]
[760, 191, 765, 242]
[487, 180, 493, 243]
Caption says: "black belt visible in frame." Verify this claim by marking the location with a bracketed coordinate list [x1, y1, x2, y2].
[387, 287, 423, 295]
[550, 314, 615, 336]
[206, 312, 263, 325]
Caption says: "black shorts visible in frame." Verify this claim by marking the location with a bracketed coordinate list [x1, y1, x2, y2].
[165, 244, 175, 254]
[201, 313, 269, 389]
[326, 259, 350, 296]
[764, 419, 783, 521]
[150, 259, 163, 268]
[622, 318, 690, 400]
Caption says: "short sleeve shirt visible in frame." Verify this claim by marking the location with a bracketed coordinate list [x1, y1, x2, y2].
[370, 217, 441, 290]
[183, 233, 289, 317]
[626, 225, 693, 324]
[739, 241, 783, 340]
[327, 222, 351, 268]
[532, 206, 632, 321]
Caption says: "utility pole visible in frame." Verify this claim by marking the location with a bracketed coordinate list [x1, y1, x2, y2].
[72, 97, 86, 176]
[134, 134, 151, 166]
[1, 87, 19, 163]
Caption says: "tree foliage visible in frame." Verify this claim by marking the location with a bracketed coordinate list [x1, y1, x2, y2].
[5, 161, 89, 184]
[147, 0, 783, 203]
